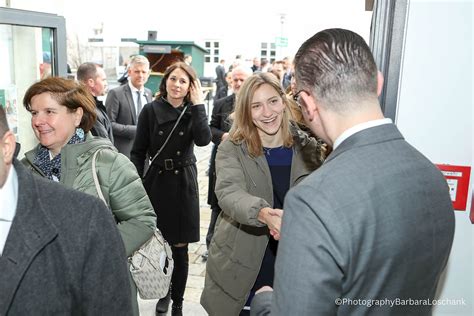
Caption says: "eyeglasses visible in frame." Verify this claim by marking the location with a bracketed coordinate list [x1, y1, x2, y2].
[293, 89, 305, 108]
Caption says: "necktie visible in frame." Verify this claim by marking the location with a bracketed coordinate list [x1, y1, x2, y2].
[136, 91, 142, 115]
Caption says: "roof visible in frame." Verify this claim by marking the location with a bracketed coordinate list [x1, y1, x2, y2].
[135, 40, 207, 53]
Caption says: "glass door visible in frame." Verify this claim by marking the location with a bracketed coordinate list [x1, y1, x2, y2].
[0, 7, 66, 154]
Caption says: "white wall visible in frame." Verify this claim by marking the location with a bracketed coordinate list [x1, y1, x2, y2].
[395, 1, 473, 314]
[8, 0, 65, 15]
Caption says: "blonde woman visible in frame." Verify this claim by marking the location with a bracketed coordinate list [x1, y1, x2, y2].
[201, 72, 325, 315]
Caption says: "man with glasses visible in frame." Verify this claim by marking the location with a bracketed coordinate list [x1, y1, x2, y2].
[251, 28, 454, 315]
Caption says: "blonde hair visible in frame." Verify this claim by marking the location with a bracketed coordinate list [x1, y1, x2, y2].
[229, 72, 293, 157]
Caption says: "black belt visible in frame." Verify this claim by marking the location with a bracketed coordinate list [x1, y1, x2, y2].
[154, 156, 196, 170]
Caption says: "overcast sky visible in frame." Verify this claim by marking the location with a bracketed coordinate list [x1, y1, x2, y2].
[63, 0, 372, 58]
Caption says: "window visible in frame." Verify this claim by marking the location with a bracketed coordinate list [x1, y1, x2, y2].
[260, 42, 276, 62]
[0, 7, 66, 156]
[204, 40, 220, 66]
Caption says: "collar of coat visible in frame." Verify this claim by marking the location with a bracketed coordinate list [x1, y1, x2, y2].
[151, 97, 192, 125]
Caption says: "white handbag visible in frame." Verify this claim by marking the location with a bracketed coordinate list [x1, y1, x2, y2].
[129, 229, 174, 299]
[91, 149, 174, 299]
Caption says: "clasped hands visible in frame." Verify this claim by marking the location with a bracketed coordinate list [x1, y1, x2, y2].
[258, 207, 283, 240]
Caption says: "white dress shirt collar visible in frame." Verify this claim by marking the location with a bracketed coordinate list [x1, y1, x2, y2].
[332, 118, 393, 150]
[0, 165, 19, 255]
[128, 81, 143, 95]
[128, 82, 146, 114]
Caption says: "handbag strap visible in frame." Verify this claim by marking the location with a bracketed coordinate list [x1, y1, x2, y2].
[146, 104, 188, 173]
[92, 149, 107, 206]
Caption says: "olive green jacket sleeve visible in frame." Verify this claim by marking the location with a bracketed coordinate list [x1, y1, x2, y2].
[23, 137, 156, 257]
[92, 148, 156, 256]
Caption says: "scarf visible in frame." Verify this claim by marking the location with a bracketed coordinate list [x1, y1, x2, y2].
[33, 128, 85, 181]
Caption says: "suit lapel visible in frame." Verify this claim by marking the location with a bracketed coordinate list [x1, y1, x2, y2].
[123, 85, 137, 123]
[144, 89, 153, 103]
[0, 163, 57, 313]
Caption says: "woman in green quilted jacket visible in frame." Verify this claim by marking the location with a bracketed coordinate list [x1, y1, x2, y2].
[21, 77, 156, 316]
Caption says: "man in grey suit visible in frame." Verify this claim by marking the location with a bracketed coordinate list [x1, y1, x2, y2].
[251, 28, 455, 315]
[106, 55, 152, 157]
[0, 107, 132, 315]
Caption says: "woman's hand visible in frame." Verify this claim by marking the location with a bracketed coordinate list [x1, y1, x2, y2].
[258, 207, 284, 240]
[189, 79, 208, 106]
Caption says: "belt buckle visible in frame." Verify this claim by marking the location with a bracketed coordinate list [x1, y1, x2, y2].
[164, 159, 174, 170]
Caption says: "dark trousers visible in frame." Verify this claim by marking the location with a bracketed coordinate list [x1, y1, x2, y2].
[206, 206, 222, 248]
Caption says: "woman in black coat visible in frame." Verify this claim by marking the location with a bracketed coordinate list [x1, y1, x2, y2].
[131, 62, 211, 315]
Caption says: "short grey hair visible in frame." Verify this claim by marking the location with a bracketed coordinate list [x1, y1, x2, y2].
[231, 66, 253, 78]
[129, 55, 150, 68]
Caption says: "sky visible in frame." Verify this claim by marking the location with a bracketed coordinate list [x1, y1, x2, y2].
[63, 0, 373, 58]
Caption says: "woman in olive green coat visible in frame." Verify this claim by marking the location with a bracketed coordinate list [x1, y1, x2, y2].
[22, 77, 156, 316]
[201, 73, 325, 315]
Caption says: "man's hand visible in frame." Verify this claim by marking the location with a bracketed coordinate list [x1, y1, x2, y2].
[258, 208, 283, 240]
[256, 286, 274, 295]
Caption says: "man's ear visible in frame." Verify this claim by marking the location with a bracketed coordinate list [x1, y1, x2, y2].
[377, 71, 384, 97]
[2, 131, 16, 165]
[300, 92, 317, 122]
[87, 78, 95, 88]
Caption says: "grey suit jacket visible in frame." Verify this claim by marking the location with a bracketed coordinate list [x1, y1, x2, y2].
[0, 160, 132, 315]
[105, 84, 152, 157]
[251, 124, 455, 316]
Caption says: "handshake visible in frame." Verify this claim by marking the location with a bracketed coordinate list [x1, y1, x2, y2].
[259, 207, 284, 240]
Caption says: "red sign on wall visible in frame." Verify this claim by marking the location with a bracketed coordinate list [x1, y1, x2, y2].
[436, 164, 471, 211]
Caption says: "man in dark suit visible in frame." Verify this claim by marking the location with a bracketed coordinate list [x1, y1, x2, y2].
[106, 55, 152, 157]
[251, 28, 455, 315]
[203, 66, 252, 260]
[215, 59, 226, 93]
[77, 62, 114, 142]
[0, 107, 132, 315]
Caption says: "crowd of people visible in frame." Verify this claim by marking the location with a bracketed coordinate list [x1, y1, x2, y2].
[1, 28, 455, 316]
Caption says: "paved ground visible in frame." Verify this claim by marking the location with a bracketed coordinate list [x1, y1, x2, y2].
[138, 142, 212, 316]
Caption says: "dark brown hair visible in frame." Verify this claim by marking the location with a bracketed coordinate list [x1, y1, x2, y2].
[23, 77, 97, 132]
[157, 62, 197, 103]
